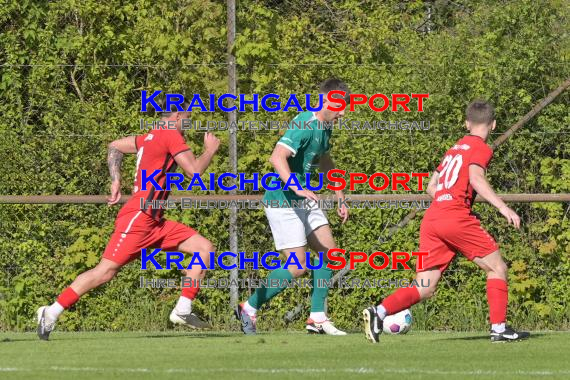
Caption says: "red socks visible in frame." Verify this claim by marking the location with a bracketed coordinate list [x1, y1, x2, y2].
[380, 279, 508, 323]
[57, 287, 80, 309]
[56, 283, 200, 310]
[382, 286, 421, 315]
[487, 278, 508, 324]
[181, 281, 200, 300]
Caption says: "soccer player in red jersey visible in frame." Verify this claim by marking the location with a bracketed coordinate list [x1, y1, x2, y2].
[363, 100, 530, 343]
[37, 104, 220, 340]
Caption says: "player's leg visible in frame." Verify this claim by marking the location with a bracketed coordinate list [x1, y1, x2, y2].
[473, 250, 508, 330]
[472, 250, 529, 342]
[168, 233, 214, 329]
[236, 207, 307, 334]
[38, 257, 122, 338]
[363, 268, 442, 343]
[61, 258, 122, 297]
[446, 216, 528, 342]
[237, 245, 306, 334]
[152, 219, 212, 329]
[363, 217, 451, 343]
[177, 234, 214, 308]
[247, 244, 307, 308]
[37, 219, 138, 341]
[376, 268, 441, 318]
[305, 223, 346, 335]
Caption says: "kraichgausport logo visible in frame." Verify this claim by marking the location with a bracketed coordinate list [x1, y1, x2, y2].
[140, 91, 429, 112]
[140, 249, 428, 271]
[139, 170, 430, 192]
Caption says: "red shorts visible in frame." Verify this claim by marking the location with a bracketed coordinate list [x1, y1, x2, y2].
[103, 210, 197, 266]
[418, 213, 499, 273]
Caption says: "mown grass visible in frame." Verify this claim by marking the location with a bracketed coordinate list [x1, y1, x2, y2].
[0, 331, 569, 380]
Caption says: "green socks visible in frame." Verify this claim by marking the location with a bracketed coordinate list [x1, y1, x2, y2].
[310, 256, 333, 312]
[248, 267, 294, 309]
[247, 256, 333, 312]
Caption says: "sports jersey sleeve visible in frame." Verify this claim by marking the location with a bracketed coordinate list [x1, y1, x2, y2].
[470, 144, 493, 170]
[276, 128, 311, 157]
[165, 131, 191, 157]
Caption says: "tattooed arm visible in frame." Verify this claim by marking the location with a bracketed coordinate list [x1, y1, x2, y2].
[107, 136, 137, 205]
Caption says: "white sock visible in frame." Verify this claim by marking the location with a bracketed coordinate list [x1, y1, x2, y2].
[309, 312, 327, 323]
[492, 323, 506, 333]
[243, 301, 257, 316]
[46, 302, 64, 322]
[376, 305, 387, 320]
[174, 296, 192, 314]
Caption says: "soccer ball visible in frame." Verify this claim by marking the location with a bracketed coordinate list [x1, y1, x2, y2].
[383, 309, 413, 334]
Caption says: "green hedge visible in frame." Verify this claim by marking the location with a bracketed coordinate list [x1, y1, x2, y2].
[1, 0, 569, 332]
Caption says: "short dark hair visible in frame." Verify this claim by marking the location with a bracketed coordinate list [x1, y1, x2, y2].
[466, 100, 495, 125]
[319, 78, 350, 97]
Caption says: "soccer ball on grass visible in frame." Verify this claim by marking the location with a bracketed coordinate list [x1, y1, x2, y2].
[383, 309, 413, 334]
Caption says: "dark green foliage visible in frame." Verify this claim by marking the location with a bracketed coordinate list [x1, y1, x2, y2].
[0, 0, 568, 331]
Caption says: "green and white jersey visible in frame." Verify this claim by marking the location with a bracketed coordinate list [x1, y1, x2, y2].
[263, 111, 332, 205]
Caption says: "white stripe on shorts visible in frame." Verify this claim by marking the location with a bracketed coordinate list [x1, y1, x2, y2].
[124, 211, 143, 233]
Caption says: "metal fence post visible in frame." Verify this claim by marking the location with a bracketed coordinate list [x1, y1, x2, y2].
[227, 0, 239, 311]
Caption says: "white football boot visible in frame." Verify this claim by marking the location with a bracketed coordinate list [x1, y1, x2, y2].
[37, 306, 56, 341]
[169, 309, 211, 329]
[306, 318, 347, 335]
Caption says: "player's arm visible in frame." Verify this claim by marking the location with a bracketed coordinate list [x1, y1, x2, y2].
[269, 144, 319, 202]
[426, 171, 440, 199]
[469, 165, 520, 228]
[107, 136, 137, 205]
[319, 153, 348, 223]
[174, 132, 220, 176]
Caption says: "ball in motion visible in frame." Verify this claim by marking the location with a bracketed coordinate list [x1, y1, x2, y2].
[383, 309, 413, 334]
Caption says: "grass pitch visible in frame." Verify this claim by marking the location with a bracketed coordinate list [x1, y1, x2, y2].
[0, 330, 569, 379]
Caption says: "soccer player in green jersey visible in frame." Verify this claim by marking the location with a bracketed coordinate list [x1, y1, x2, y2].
[236, 79, 350, 335]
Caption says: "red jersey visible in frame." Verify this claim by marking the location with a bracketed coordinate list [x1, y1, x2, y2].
[425, 135, 493, 218]
[117, 128, 191, 221]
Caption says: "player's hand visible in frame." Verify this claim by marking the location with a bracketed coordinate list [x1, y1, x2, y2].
[292, 188, 320, 202]
[107, 181, 122, 205]
[499, 206, 520, 229]
[337, 198, 349, 224]
[204, 132, 220, 154]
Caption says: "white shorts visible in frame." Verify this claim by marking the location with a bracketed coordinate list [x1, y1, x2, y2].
[264, 200, 329, 250]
